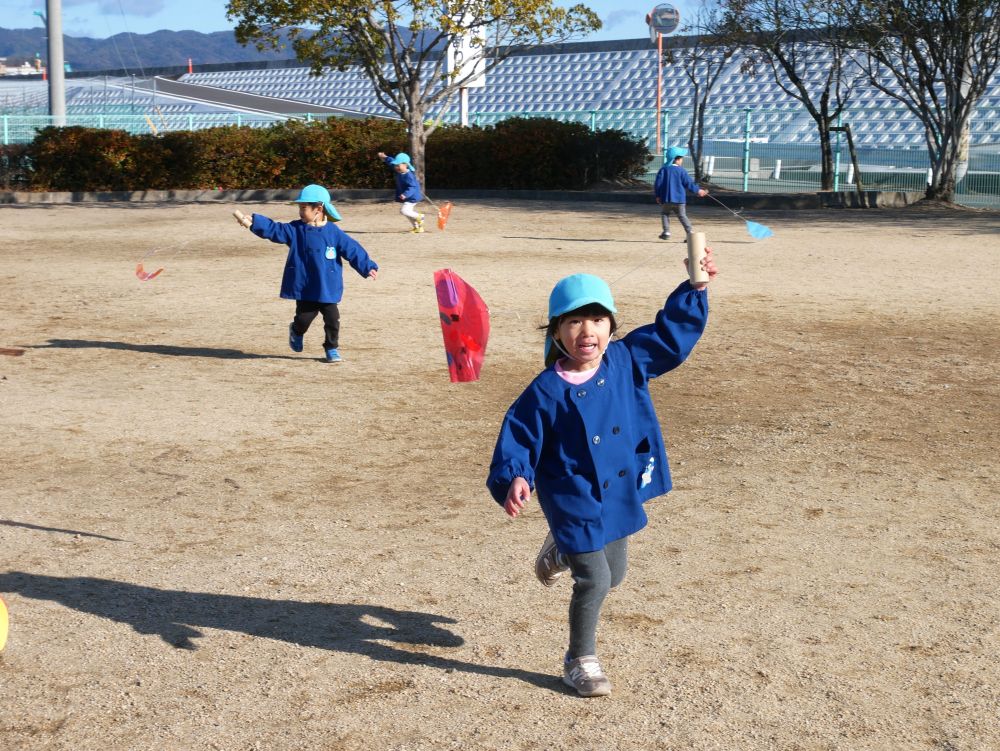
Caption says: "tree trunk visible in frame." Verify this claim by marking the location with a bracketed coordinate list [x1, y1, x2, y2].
[927, 144, 958, 202]
[818, 124, 834, 191]
[405, 110, 428, 186]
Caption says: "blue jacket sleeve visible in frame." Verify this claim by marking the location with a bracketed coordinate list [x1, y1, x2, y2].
[250, 214, 295, 246]
[653, 166, 668, 201]
[680, 168, 699, 195]
[331, 226, 379, 277]
[623, 281, 708, 379]
[486, 388, 545, 505]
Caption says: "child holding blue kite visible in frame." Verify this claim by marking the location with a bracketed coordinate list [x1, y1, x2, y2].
[654, 145, 708, 240]
[486, 249, 717, 697]
[233, 184, 379, 363]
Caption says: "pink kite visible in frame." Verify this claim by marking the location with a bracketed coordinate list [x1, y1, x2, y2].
[135, 263, 164, 281]
[434, 269, 489, 382]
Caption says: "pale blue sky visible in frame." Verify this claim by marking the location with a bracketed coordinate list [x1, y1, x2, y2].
[1, 0, 700, 42]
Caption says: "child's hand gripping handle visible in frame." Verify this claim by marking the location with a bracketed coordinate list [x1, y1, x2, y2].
[233, 209, 252, 229]
[686, 234, 718, 290]
[687, 232, 709, 285]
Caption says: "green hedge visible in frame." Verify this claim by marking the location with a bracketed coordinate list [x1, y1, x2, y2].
[6, 117, 649, 192]
[0, 143, 31, 190]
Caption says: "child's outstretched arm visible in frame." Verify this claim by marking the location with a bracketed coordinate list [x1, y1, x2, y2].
[623, 248, 718, 378]
[332, 226, 379, 279]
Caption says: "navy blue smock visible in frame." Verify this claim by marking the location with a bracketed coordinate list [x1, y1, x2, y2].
[486, 281, 708, 555]
[251, 215, 378, 303]
[654, 163, 701, 204]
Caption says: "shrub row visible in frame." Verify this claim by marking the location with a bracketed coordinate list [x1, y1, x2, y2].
[0, 117, 649, 193]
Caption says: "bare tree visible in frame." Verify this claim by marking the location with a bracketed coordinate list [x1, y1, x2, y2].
[720, 0, 863, 190]
[226, 0, 601, 175]
[836, 0, 1000, 201]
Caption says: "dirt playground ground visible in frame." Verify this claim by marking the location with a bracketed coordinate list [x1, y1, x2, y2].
[0, 197, 998, 750]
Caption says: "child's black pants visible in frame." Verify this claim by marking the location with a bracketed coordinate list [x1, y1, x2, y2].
[293, 301, 340, 350]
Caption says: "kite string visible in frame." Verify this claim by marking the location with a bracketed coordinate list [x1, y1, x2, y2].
[138, 237, 197, 264]
[607, 248, 670, 288]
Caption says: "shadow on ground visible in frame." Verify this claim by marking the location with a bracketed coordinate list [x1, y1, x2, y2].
[0, 571, 563, 691]
[29, 339, 299, 361]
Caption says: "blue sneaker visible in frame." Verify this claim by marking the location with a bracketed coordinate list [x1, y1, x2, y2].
[288, 323, 304, 353]
[324, 348, 342, 363]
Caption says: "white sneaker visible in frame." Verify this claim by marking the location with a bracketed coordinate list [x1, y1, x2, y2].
[534, 532, 569, 586]
[563, 654, 612, 697]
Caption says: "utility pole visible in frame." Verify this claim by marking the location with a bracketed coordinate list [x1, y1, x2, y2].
[43, 0, 66, 125]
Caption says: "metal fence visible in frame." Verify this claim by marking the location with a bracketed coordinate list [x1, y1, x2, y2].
[2, 108, 999, 207]
[462, 107, 1000, 208]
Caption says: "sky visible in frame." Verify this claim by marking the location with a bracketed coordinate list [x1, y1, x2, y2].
[1, 0, 700, 42]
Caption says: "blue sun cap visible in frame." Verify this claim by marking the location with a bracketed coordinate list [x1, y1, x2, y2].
[389, 152, 411, 166]
[291, 184, 342, 222]
[548, 273, 617, 320]
[666, 145, 689, 162]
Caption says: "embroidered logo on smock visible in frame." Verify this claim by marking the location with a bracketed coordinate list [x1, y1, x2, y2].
[325, 246, 337, 259]
[640, 457, 655, 488]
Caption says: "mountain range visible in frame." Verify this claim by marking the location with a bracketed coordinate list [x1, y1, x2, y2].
[0, 27, 295, 73]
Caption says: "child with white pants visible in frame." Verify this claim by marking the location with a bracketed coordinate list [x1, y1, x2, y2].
[377, 151, 426, 233]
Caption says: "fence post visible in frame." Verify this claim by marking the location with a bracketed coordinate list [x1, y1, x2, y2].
[589, 110, 596, 131]
[188, 114, 194, 130]
[2, 115, 7, 146]
[742, 108, 752, 192]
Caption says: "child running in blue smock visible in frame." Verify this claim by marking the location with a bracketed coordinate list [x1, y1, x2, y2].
[377, 151, 426, 233]
[654, 145, 708, 240]
[486, 249, 717, 697]
[233, 184, 379, 363]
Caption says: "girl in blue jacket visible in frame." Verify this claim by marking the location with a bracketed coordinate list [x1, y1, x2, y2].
[486, 250, 716, 697]
[234, 184, 379, 363]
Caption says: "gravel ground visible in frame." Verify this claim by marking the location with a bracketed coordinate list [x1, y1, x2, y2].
[1, 198, 998, 750]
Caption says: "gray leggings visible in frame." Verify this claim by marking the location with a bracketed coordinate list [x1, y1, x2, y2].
[565, 536, 629, 658]
[660, 202, 693, 235]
